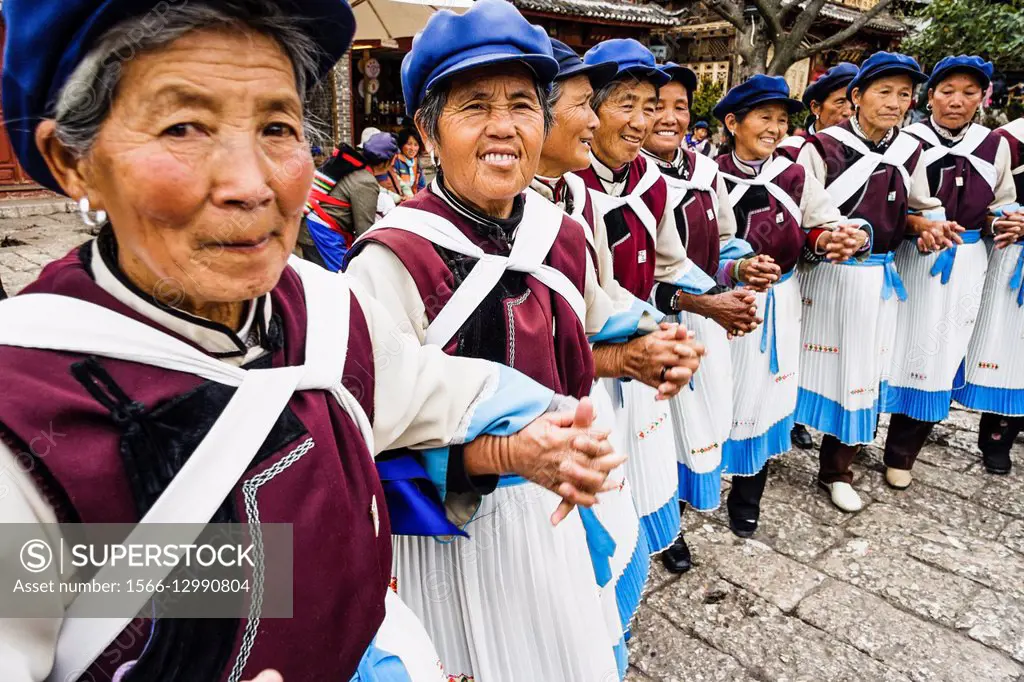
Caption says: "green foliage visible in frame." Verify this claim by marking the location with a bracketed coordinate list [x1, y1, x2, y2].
[690, 77, 724, 130]
[789, 109, 812, 131]
[903, 0, 1024, 73]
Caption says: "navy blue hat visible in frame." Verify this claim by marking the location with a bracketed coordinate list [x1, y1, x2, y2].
[1, 0, 355, 194]
[802, 62, 858, 106]
[713, 74, 804, 120]
[926, 55, 994, 92]
[362, 132, 399, 165]
[584, 39, 670, 88]
[693, 121, 709, 130]
[847, 51, 927, 96]
[402, 0, 558, 117]
[659, 62, 698, 96]
[549, 38, 617, 88]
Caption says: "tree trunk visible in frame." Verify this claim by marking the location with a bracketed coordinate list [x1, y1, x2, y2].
[734, 29, 771, 81]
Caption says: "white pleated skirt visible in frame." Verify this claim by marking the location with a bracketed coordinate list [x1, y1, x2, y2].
[795, 257, 900, 445]
[722, 271, 801, 476]
[886, 238, 988, 422]
[668, 310, 732, 510]
[589, 381, 649, 660]
[350, 589, 447, 681]
[953, 242, 1024, 416]
[614, 378, 681, 554]
[391, 483, 619, 682]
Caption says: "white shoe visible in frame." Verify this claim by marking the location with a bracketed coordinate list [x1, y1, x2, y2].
[820, 481, 863, 512]
[886, 467, 912, 490]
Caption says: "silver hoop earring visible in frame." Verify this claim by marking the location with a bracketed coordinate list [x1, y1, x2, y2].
[926, 103, 933, 112]
[78, 197, 107, 228]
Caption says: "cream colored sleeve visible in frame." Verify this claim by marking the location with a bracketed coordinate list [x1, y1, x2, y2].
[798, 166, 844, 229]
[991, 136, 1018, 210]
[908, 157, 943, 212]
[796, 143, 828, 185]
[653, 198, 689, 282]
[0, 442, 65, 682]
[714, 175, 738, 242]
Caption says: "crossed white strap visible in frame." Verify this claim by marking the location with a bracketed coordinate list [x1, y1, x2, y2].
[722, 155, 804, 225]
[817, 125, 918, 208]
[778, 135, 807, 153]
[361, 189, 586, 349]
[0, 257, 372, 681]
[587, 158, 663, 242]
[562, 171, 597, 250]
[662, 151, 721, 216]
[904, 122, 998, 191]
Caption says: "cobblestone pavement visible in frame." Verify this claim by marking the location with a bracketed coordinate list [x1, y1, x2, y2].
[4, 213, 1024, 682]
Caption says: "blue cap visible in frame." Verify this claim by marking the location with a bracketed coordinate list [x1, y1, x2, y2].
[583, 39, 670, 87]
[549, 38, 617, 88]
[1, 0, 355, 194]
[362, 132, 399, 165]
[401, 0, 558, 117]
[802, 62, 858, 106]
[713, 74, 804, 120]
[659, 62, 698, 96]
[847, 51, 927, 96]
[693, 121, 709, 130]
[926, 55, 994, 92]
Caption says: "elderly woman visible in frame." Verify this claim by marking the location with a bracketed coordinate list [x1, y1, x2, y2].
[639, 62, 762, 571]
[714, 75, 868, 536]
[901, 58, 1022, 477]
[0, 1, 620, 680]
[392, 129, 427, 198]
[956, 116, 1024, 474]
[778, 62, 857, 163]
[344, 3, 700, 679]
[795, 53, 971, 508]
[577, 39, 715, 556]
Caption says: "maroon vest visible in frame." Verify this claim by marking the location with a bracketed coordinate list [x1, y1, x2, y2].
[907, 122, 1002, 231]
[716, 152, 807, 274]
[662, 149, 721, 277]
[996, 124, 1024, 202]
[0, 247, 390, 681]
[776, 132, 811, 162]
[576, 155, 670, 300]
[348, 190, 594, 400]
[810, 120, 923, 253]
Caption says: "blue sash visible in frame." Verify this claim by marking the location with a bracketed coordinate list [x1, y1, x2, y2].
[350, 636, 412, 682]
[1010, 245, 1024, 308]
[842, 251, 907, 301]
[929, 229, 982, 284]
[376, 455, 468, 538]
[305, 213, 349, 273]
[760, 268, 795, 375]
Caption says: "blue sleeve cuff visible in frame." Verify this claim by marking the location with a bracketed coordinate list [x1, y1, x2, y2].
[589, 297, 663, 344]
[720, 237, 754, 262]
[668, 261, 717, 295]
[993, 203, 1022, 217]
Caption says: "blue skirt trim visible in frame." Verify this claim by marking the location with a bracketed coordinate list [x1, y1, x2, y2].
[612, 636, 629, 680]
[953, 382, 1024, 417]
[676, 462, 722, 511]
[881, 382, 952, 422]
[722, 414, 795, 476]
[794, 387, 880, 446]
[639, 491, 681, 554]
[614, 525, 650, 634]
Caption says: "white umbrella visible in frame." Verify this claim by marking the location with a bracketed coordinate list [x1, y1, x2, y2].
[351, 0, 474, 43]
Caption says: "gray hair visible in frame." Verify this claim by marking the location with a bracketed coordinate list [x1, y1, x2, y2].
[591, 75, 659, 112]
[54, 0, 326, 160]
[414, 80, 555, 151]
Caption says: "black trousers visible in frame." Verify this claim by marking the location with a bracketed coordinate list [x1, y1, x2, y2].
[727, 467, 769, 522]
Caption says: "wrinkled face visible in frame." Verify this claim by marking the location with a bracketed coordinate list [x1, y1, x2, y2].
[542, 74, 600, 174]
[693, 126, 708, 141]
[852, 74, 914, 132]
[592, 79, 657, 169]
[929, 72, 984, 130]
[55, 28, 312, 308]
[644, 81, 689, 159]
[811, 87, 852, 128]
[431, 65, 545, 214]
[401, 135, 420, 159]
[726, 102, 789, 161]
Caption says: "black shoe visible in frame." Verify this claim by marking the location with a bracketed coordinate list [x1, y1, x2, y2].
[729, 517, 757, 538]
[791, 424, 813, 450]
[660, 533, 693, 574]
[983, 449, 1013, 475]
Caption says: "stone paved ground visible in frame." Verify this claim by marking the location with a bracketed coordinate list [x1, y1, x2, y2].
[4, 213, 1024, 682]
